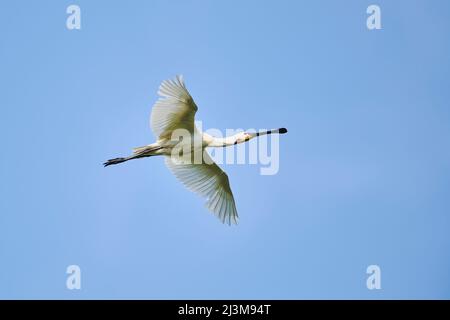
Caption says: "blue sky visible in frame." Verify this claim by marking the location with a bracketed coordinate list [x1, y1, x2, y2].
[1, 0, 449, 299]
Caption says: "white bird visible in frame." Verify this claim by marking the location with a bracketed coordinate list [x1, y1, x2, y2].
[104, 75, 287, 225]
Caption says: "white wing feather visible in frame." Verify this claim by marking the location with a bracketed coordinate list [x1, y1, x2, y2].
[151, 75, 238, 225]
[165, 151, 239, 225]
[150, 75, 198, 140]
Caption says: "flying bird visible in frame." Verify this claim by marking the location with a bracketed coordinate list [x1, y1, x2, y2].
[104, 75, 287, 225]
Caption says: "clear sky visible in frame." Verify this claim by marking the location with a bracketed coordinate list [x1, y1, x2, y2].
[1, 0, 449, 299]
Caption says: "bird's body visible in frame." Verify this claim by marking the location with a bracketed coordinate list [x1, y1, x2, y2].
[105, 75, 287, 225]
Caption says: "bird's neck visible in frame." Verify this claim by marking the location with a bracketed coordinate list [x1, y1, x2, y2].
[204, 128, 287, 148]
[206, 135, 238, 147]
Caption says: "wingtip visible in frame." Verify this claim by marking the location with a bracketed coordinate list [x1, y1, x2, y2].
[176, 74, 184, 86]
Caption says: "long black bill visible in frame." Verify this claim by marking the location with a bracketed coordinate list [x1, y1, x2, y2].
[255, 128, 288, 137]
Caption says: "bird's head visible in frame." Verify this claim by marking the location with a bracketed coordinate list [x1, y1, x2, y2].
[235, 132, 254, 144]
[235, 128, 288, 144]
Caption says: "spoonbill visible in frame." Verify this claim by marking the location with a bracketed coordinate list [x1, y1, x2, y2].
[104, 75, 287, 225]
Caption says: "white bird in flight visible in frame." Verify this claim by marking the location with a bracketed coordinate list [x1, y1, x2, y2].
[104, 75, 287, 225]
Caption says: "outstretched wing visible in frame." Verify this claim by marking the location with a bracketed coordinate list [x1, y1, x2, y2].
[165, 151, 239, 225]
[150, 75, 198, 140]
